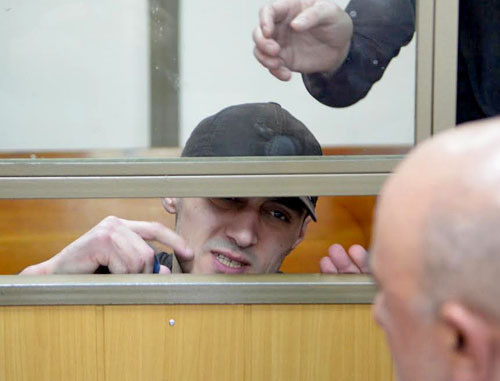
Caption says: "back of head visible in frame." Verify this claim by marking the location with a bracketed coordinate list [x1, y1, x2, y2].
[385, 116, 500, 321]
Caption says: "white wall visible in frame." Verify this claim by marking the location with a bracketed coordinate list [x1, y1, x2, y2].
[0, 0, 150, 151]
[180, 0, 415, 147]
[0, 0, 415, 151]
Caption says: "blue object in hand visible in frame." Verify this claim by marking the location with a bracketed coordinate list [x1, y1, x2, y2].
[153, 254, 161, 274]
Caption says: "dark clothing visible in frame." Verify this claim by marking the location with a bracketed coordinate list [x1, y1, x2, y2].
[303, 0, 415, 108]
[94, 252, 173, 274]
[456, 0, 500, 123]
[303, 0, 500, 124]
[156, 252, 174, 270]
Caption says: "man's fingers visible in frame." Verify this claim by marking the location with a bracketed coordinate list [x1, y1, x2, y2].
[348, 244, 370, 273]
[107, 225, 156, 273]
[260, 0, 299, 36]
[259, 4, 276, 38]
[120, 220, 193, 262]
[269, 66, 292, 81]
[320, 256, 338, 274]
[291, 1, 342, 31]
[252, 26, 281, 57]
[269, 0, 302, 25]
[254, 47, 282, 70]
[328, 243, 361, 273]
[106, 254, 129, 274]
[159, 264, 171, 274]
[290, 3, 323, 31]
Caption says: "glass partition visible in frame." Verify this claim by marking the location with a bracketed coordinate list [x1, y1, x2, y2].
[0, 0, 429, 157]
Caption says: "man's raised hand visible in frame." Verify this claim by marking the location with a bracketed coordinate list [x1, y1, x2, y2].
[20, 216, 193, 275]
[320, 243, 370, 274]
[253, 0, 353, 80]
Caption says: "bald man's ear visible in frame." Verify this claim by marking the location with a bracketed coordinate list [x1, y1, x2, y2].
[291, 215, 312, 251]
[161, 198, 178, 214]
[441, 302, 493, 381]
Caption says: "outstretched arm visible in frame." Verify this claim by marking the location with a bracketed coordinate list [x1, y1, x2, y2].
[19, 216, 193, 275]
[254, 0, 415, 107]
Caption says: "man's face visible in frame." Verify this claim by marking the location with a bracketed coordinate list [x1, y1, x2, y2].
[370, 186, 450, 381]
[163, 197, 310, 274]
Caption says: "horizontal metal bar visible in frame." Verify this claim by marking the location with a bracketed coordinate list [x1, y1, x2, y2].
[0, 173, 387, 198]
[0, 156, 402, 176]
[0, 274, 376, 305]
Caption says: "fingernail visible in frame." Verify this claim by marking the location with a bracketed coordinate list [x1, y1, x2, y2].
[292, 16, 306, 26]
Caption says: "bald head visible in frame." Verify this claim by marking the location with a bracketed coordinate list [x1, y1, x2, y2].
[375, 116, 500, 320]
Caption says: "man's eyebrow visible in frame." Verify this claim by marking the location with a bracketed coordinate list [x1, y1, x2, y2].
[268, 197, 306, 213]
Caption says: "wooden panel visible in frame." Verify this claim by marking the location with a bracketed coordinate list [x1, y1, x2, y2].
[103, 305, 245, 380]
[0, 304, 394, 381]
[0, 305, 102, 381]
[246, 304, 393, 381]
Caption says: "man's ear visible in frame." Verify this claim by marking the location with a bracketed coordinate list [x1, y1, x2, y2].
[291, 215, 312, 250]
[161, 198, 178, 214]
[440, 302, 493, 381]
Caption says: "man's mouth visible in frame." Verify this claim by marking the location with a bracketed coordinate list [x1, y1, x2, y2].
[215, 253, 244, 268]
[211, 250, 251, 273]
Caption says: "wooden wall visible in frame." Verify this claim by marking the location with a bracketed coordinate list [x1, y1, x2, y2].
[0, 304, 394, 381]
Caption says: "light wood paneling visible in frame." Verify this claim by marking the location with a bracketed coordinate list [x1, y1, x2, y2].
[103, 305, 245, 380]
[246, 304, 393, 381]
[0, 305, 102, 381]
[0, 304, 394, 381]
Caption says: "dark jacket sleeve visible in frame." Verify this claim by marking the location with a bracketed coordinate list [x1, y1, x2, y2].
[94, 252, 173, 273]
[303, 0, 416, 107]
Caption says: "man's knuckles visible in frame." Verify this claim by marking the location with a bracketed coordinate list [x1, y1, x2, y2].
[100, 215, 123, 228]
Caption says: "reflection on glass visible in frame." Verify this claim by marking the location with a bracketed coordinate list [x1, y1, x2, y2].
[0, 0, 416, 157]
[2, 196, 375, 275]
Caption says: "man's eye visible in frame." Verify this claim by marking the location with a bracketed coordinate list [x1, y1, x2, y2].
[269, 210, 290, 222]
[220, 198, 238, 203]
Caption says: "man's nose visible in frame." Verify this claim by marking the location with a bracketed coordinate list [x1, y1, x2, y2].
[224, 209, 259, 248]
